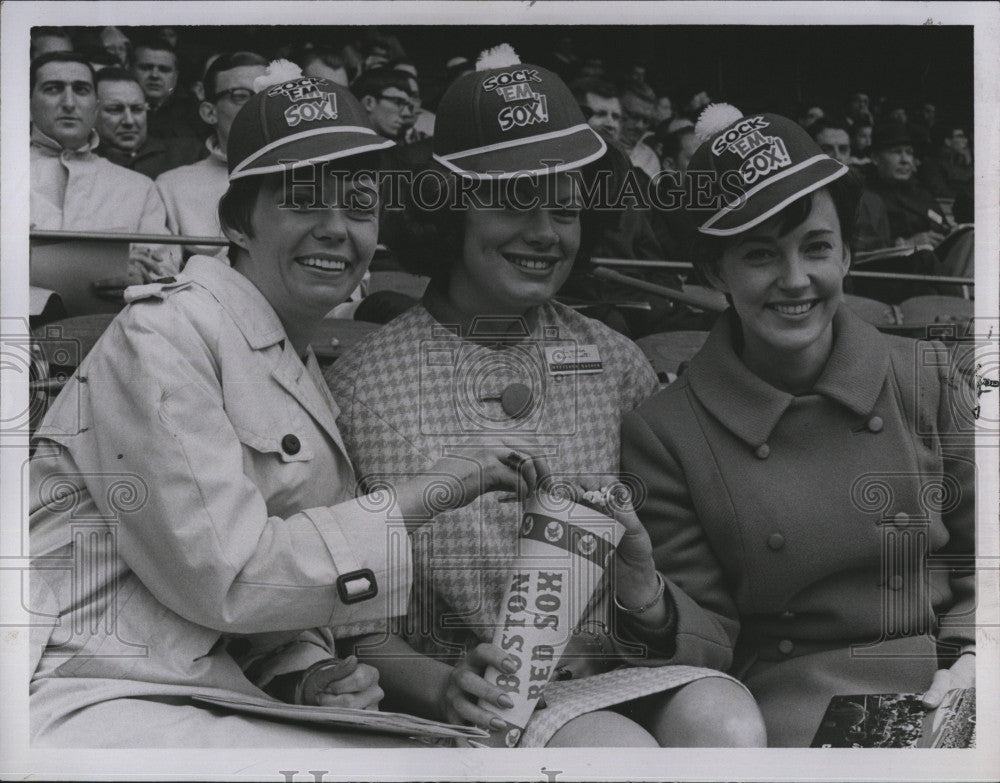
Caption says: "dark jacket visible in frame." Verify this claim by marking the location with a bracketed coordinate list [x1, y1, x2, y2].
[620, 306, 975, 745]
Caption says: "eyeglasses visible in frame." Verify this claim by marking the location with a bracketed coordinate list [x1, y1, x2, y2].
[377, 93, 419, 113]
[100, 102, 149, 116]
[213, 88, 254, 105]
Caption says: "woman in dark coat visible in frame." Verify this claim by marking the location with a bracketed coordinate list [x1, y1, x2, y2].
[618, 106, 976, 746]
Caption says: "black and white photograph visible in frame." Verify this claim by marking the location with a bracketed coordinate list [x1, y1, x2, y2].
[1, 2, 998, 780]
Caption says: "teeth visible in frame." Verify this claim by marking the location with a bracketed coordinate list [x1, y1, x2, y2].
[507, 256, 555, 271]
[770, 301, 815, 315]
[299, 257, 346, 271]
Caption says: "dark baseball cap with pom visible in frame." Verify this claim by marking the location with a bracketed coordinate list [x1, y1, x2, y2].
[686, 103, 849, 236]
[227, 59, 395, 181]
[432, 43, 606, 179]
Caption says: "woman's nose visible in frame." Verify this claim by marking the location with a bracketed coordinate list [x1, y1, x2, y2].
[778, 254, 810, 289]
[523, 209, 559, 247]
[312, 207, 348, 241]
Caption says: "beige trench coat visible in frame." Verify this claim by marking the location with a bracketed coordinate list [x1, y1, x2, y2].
[29, 255, 414, 747]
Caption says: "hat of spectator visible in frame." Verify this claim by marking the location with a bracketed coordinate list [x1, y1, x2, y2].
[870, 120, 915, 152]
[432, 43, 606, 179]
[227, 59, 395, 181]
[686, 103, 848, 236]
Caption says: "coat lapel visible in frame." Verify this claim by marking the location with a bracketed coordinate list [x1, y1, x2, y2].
[270, 344, 351, 460]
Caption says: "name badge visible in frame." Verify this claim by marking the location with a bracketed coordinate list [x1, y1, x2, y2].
[927, 208, 944, 226]
[545, 344, 603, 375]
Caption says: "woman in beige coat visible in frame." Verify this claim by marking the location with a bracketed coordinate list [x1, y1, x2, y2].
[28, 64, 545, 748]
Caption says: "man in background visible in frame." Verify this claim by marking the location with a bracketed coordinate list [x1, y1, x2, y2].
[155, 51, 267, 258]
[29, 51, 177, 280]
[350, 66, 420, 142]
[94, 68, 202, 180]
[132, 37, 203, 148]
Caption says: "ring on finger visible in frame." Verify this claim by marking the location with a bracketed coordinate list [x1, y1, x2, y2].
[501, 451, 526, 471]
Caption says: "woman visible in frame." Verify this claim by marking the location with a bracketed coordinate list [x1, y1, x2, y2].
[620, 105, 976, 746]
[327, 47, 764, 748]
[28, 64, 544, 747]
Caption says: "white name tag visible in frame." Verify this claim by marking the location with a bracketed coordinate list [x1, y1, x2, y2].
[927, 209, 944, 226]
[545, 344, 604, 375]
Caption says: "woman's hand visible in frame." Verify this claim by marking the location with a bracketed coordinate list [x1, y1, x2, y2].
[428, 444, 552, 505]
[391, 445, 552, 529]
[578, 478, 667, 627]
[921, 651, 975, 709]
[439, 643, 517, 731]
[299, 655, 384, 710]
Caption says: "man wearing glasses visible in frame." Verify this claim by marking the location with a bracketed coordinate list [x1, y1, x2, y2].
[619, 81, 660, 180]
[350, 67, 420, 142]
[94, 68, 202, 180]
[155, 52, 267, 258]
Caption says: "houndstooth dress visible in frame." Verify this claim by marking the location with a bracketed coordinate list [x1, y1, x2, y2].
[326, 294, 740, 746]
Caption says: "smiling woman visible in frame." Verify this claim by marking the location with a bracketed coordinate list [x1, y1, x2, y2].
[326, 45, 763, 749]
[620, 106, 976, 747]
[29, 61, 548, 748]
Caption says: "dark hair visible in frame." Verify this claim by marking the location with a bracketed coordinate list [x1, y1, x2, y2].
[298, 47, 346, 74]
[30, 50, 95, 92]
[688, 171, 863, 285]
[569, 77, 619, 105]
[619, 79, 656, 105]
[392, 145, 632, 282]
[30, 26, 74, 59]
[218, 153, 384, 261]
[202, 51, 268, 100]
[94, 65, 141, 89]
[132, 36, 176, 58]
[807, 118, 850, 140]
[350, 66, 416, 101]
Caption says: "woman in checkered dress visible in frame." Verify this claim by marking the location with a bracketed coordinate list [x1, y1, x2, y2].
[326, 47, 765, 748]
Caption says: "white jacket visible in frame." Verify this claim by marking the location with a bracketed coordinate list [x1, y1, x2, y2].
[29, 255, 412, 743]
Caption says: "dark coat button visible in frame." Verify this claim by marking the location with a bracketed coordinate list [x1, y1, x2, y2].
[767, 533, 785, 551]
[778, 639, 794, 655]
[500, 382, 533, 418]
[281, 434, 301, 455]
[868, 416, 884, 433]
[755, 443, 770, 459]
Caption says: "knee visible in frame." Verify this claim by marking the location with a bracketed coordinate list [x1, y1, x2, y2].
[546, 710, 659, 748]
[650, 677, 767, 747]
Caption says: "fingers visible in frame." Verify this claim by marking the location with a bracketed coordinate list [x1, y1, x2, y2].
[318, 661, 379, 696]
[466, 642, 515, 672]
[921, 668, 952, 709]
[314, 683, 384, 710]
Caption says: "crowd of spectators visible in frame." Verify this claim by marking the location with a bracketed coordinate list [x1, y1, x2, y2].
[29, 25, 976, 328]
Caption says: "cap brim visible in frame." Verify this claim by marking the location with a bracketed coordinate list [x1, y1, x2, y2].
[700, 156, 848, 236]
[230, 127, 395, 181]
[433, 124, 606, 180]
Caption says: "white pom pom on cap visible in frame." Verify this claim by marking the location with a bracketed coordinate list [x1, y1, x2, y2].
[694, 103, 745, 142]
[476, 43, 521, 71]
[253, 59, 304, 93]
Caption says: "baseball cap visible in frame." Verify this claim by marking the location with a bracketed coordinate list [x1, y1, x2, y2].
[228, 59, 395, 181]
[686, 104, 848, 236]
[870, 120, 915, 151]
[432, 44, 606, 180]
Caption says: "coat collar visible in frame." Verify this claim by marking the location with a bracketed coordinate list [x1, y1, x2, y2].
[185, 255, 287, 349]
[687, 305, 890, 447]
[185, 255, 348, 452]
[30, 125, 100, 158]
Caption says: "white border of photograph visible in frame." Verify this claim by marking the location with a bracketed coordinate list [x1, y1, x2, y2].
[2, 2, 998, 780]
